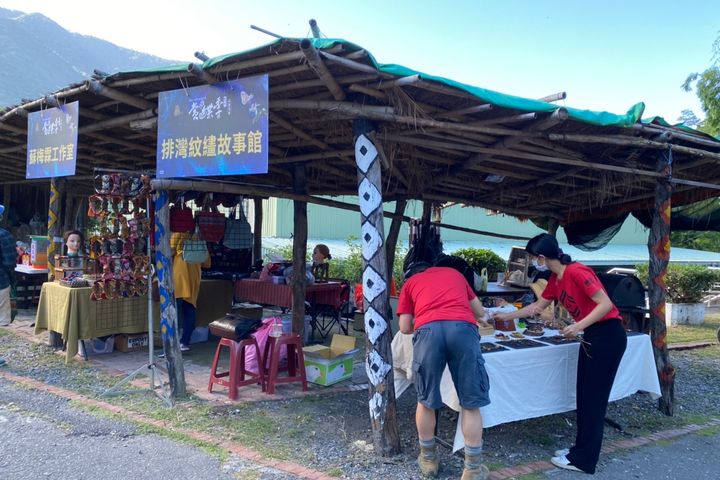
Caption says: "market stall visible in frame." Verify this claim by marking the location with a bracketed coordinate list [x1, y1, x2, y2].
[392, 330, 661, 451]
[34, 278, 234, 363]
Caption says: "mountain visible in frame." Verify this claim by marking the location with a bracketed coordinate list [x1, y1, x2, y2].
[0, 7, 176, 108]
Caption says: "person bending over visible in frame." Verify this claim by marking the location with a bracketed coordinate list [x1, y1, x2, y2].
[398, 262, 491, 480]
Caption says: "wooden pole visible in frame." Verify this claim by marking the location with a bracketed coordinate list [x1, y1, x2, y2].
[309, 19, 321, 38]
[253, 197, 263, 267]
[385, 198, 407, 303]
[547, 218, 560, 237]
[300, 39, 346, 101]
[292, 165, 309, 338]
[647, 148, 675, 415]
[354, 119, 401, 456]
[154, 190, 186, 398]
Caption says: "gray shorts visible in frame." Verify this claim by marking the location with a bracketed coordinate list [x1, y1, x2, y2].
[412, 320, 490, 410]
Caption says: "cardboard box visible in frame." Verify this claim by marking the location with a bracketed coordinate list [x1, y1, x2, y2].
[115, 333, 149, 352]
[78, 336, 114, 356]
[303, 334, 357, 386]
[231, 303, 263, 320]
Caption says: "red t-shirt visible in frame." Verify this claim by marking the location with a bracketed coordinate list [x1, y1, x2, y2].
[397, 266, 477, 330]
[541, 263, 620, 323]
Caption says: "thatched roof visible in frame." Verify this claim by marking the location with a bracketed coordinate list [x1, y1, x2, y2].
[1, 37, 719, 225]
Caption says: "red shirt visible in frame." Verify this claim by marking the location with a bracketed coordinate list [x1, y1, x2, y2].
[542, 263, 620, 323]
[397, 267, 477, 330]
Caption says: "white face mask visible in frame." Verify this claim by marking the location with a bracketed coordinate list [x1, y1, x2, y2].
[532, 258, 549, 272]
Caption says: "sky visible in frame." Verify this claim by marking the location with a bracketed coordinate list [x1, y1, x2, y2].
[1, 0, 718, 123]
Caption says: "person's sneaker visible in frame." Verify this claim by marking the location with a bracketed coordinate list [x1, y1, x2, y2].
[554, 448, 570, 457]
[551, 455, 583, 473]
[179, 344, 190, 352]
[0, 357, 6, 366]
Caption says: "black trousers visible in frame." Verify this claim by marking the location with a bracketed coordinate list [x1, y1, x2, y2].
[566, 319, 627, 474]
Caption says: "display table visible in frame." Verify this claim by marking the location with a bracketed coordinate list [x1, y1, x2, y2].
[392, 330, 661, 452]
[35, 282, 148, 363]
[35, 279, 234, 363]
[15, 265, 49, 308]
[234, 279, 342, 310]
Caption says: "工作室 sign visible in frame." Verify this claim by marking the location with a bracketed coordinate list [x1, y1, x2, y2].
[156, 74, 269, 178]
[26, 101, 79, 179]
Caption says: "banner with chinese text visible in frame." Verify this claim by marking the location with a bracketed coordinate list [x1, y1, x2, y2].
[26, 101, 79, 179]
[156, 75, 269, 178]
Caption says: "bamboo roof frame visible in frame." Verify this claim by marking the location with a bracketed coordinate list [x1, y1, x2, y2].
[1, 37, 719, 226]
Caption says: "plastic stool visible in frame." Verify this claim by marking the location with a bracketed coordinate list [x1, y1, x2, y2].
[208, 337, 263, 400]
[262, 333, 308, 395]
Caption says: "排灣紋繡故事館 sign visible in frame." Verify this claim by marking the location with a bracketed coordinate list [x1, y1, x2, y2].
[156, 75, 269, 178]
[26, 101, 79, 179]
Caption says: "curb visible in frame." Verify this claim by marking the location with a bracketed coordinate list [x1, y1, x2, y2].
[0, 370, 338, 480]
[487, 418, 720, 480]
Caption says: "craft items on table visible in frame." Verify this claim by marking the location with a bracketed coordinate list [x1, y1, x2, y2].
[88, 172, 151, 301]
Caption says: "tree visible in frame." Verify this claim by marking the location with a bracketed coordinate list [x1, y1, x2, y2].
[682, 34, 720, 136]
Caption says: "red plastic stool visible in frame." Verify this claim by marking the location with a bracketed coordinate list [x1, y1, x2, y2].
[208, 337, 263, 400]
[262, 333, 308, 395]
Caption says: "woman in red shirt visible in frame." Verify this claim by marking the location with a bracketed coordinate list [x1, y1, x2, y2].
[493, 234, 627, 474]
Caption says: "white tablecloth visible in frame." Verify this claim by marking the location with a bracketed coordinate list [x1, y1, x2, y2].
[392, 330, 661, 452]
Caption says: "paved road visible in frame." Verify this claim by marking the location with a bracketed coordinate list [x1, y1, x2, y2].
[544, 432, 720, 480]
[0, 378, 296, 480]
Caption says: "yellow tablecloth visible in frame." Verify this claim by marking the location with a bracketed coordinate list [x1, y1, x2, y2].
[35, 282, 149, 363]
[35, 279, 235, 363]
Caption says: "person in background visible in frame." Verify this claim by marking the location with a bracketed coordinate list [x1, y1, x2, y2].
[171, 232, 211, 352]
[398, 262, 491, 480]
[493, 233, 626, 474]
[0, 205, 16, 366]
[63, 230, 84, 257]
[311, 243, 331, 281]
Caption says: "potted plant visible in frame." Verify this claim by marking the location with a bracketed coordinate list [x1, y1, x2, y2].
[636, 263, 719, 326]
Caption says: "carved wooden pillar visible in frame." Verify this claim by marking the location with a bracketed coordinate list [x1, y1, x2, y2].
[647, 148, 675, 415]
[154, 190, 186, 398]
[354, 119, 400, 456]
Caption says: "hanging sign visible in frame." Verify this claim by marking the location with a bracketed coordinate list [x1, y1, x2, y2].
[26, 101, 79, 179]
[156, 74, 269, 178]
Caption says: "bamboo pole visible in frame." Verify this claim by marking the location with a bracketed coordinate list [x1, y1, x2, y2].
[270, 99, 524, 137]
[79, 109, 157, 134]
[354, 119, 401, 456]
[647, 149, 675, 415]
[348, 84, 388, 101]
[291, 164, 308, 338]
[187, 63, 218, 84]
[0, 84, 89, 123]
[88, 80, 155, 110]
[154, 189, 186, 398]
[309, 19, 321, 38]
[300, 39, 346, 101]
[537, 92, 566, 102]
[270, 73, 377, 95]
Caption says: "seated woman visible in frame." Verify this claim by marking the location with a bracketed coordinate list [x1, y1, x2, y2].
[311, 244, 331, 282]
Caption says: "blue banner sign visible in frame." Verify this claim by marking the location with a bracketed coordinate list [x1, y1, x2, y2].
[156, 75, 269, 178]
[26, 101, 79, 179]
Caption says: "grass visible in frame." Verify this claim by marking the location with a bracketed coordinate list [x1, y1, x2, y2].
[666, 318, 720, 344]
